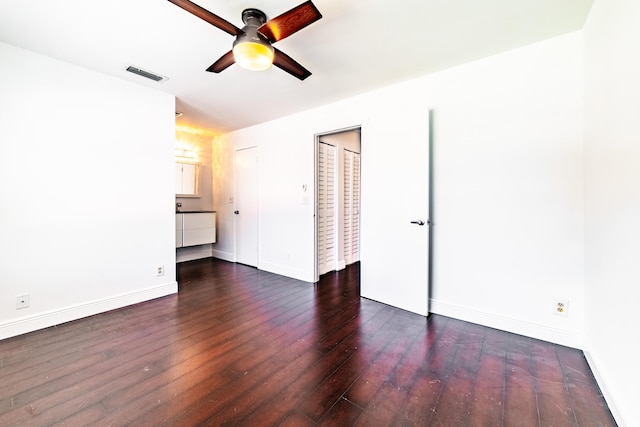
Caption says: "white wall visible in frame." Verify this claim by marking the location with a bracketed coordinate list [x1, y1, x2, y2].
[583, 0, 640, 425]
[211, 135, 235, 262]
[0, 42, 177, 339]
[427, 33, 586, 346]
[213, 32, 586, 346]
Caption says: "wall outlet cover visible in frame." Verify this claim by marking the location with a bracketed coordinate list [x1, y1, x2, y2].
[553, 298, 569, 317]
[16, 294, 30, 309]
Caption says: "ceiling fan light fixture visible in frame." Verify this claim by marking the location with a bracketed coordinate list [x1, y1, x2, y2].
[169, 1, 321, 79]
[233, 40, 274, 71]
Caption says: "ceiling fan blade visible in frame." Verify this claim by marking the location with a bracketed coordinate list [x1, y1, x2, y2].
[167, 0, 242, 36]
[258, 1, 322, 43]
[206, 50, 235, 73]
[272, 48, 311, 80]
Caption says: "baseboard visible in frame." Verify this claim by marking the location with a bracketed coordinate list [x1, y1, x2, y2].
[259, 261, 315, 283]
[212, 249, 235, 262]
[583, 347, 629, 427]
[429, 298, 585, 349]
[0, 282, 177, 340]
[176, 244, 213, 263]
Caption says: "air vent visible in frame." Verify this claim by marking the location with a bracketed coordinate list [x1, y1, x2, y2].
[125, 65, 168, 83]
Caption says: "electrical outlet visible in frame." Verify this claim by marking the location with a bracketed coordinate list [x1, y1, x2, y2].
[16, 294, 30, 309]
[156, 265, 164, 276]
[553, 299, 569, 316]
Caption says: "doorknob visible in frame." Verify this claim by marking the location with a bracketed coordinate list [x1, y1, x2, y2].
[410, 220, 425, 226]
[234, 210, 239, 215]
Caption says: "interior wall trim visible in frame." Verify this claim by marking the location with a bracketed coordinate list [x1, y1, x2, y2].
[211, 249, 235, 262]
[176, 244, 214, 263]
[429, 298, 585, 349]
[583, 349, 627, 427]
[0, 282, 177, 340]
[259, 261, 315, 284]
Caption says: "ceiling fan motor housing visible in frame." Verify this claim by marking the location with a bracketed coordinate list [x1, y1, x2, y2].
[233, 27, 272, 49]
[233, 8, 274, 70]
[241, 8, 267, 26]
[234, 8, 271, 47]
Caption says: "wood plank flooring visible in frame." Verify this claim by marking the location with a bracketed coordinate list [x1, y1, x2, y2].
[0, 258, 616, 426]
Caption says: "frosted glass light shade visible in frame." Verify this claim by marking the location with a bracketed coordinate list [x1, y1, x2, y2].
[233, 42, 274, 71]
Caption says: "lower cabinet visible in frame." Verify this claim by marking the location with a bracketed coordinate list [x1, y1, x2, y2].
[176, 214, 184, 247]
[176, 212, 216, 248]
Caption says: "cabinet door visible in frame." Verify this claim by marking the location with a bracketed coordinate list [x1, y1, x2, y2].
[175, 214, 183, 248]
[181, 163, 197, 195]
[175, 163, 184, 194]
[182, 213, 216, 246]
[175, 162, 199, 196]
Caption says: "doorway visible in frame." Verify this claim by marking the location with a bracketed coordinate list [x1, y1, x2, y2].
[315, 128, 362, 279]
[314, 107, 431, 316]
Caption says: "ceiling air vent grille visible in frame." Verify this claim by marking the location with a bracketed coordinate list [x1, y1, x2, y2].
[125, 65, 167, 82]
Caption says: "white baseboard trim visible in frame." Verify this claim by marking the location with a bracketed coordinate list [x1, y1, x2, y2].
[212, 249, 235, 262]
[176, 244, 213, 263]
[583, 347, 628, 427]
[429, 298, 585, 349]
[0, 282, 177, 340]
[259, 261, 315, 283]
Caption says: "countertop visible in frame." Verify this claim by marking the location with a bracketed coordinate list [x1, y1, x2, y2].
[176, 210, 216, 213]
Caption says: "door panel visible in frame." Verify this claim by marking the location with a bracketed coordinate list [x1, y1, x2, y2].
[344, 149, 361, 265]
[317, 142, 337, 275]
[235, 147, 258, 267]
[360, 107, 431, 316]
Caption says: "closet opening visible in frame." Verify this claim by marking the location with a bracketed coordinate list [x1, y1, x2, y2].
[314, 127, 362, 281]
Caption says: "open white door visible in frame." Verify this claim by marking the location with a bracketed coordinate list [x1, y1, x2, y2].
[235, 147, 258, 267]
[360, 107, 431, 316]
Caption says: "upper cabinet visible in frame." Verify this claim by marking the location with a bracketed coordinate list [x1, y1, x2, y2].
[175, 161, 200, 197]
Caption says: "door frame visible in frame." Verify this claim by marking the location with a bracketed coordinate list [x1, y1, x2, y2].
[314, 125, 362, 282]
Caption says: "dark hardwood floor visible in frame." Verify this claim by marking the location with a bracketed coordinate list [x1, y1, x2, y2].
[0, 258, 616, 426]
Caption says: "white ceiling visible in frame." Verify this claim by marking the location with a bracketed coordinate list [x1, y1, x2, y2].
[0, 0, 594, 134]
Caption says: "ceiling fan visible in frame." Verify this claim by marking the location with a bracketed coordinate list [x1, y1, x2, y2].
[167, 0, 322, 80]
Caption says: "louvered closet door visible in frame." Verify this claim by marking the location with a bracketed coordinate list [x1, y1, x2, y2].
[344, 149, 361, 265]
[318, 142, 337, 275]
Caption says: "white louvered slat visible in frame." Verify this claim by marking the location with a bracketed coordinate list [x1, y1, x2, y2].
[318, 142, 337, 275]
[344, 150, 361, 265]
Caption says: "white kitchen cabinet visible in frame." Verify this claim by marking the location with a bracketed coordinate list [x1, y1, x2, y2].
[175, 214, 184, 248]
[175, 212, 216, 248]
